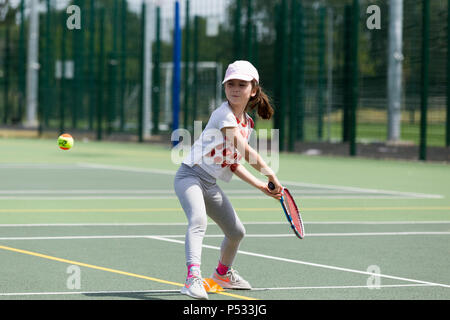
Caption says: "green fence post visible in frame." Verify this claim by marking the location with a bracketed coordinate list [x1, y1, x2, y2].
[71, 0, 81, 129]
[37, 9, 43, 133]
[246, 0, 253, 62]
[152, 5, 161, 135]
[252, 22, 259, 71]
[349, 0, 359, 157]
[3, 26, 10, 125]
[342, 4, 351, 143]
[246, 0, 257, 122]
[234, 0, 242, 59]
[17, 0, 26, 123]
[88, 0, 96, 131]
[447, 0, 450, 147]
[44, 0, 53, 128]
[77, 0, 85, 129]
[120, 0, 127, 132]
[288, 0, 298, 151]
[107, 0, 119, 135]
[38, 0, 52, 134]
[71, 1, 77, 130]
[419, 0, 429, 160]
[274, 3, 280, 136]
[138, 2, 146, 142]
[277, 0, 288, 152]
[183, 0, 190, 130]
[252, 22, 259, 127]
[97, 7, 105, 141]
[192, 15, 199, 124]
[317, 6, 326, 141]
[297, 0, 305, 142]
[107, 51, 118, 135]
[38, 53, 43, 135]
[107, 53, 112, 134]
[59, 9, 67, 133]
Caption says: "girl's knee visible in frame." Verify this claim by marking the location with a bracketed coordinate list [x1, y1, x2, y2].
[229, 225, 246, 242]
[188, 215, 208, 232]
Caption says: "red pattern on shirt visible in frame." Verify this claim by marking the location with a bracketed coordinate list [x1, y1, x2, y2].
[205, 114, 253, 171]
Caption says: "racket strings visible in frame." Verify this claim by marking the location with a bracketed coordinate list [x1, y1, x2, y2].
[283, 190, 305, 238]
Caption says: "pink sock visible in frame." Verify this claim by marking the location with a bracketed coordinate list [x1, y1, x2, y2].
[216, 261, 229, 276]
[187, 264, 200, 278]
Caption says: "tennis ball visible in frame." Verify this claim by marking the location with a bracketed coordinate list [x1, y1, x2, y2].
[58, 133, 74, 150]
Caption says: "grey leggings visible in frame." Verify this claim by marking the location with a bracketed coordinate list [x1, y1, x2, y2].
[174, 163, 246, 267]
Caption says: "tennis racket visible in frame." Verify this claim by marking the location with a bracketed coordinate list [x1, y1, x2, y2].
[268, 182, 305, 239]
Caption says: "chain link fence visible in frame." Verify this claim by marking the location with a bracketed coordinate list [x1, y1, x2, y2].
[0, 0, 448, 160]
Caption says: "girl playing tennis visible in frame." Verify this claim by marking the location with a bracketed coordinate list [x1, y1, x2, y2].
[174, 60, 283, 300]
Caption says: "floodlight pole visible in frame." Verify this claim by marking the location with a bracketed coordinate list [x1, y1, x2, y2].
[172, 0, 181, 146]
[387, 0, 404, 142]
[143, 0, 154, 139]
[25, 0, 40, 128]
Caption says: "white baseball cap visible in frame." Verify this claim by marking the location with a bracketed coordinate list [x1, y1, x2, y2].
[222, 60, 259, 84]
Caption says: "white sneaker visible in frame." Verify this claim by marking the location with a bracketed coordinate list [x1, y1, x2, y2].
[211, 268, 252, 290]
[180, 267, 209, 300]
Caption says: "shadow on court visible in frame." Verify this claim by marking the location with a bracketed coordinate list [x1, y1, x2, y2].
[83, 291, 184, 300]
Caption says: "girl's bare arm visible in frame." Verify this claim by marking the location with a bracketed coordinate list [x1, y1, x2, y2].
[231, 163, 281, 200]
[221, 126, 282, 193]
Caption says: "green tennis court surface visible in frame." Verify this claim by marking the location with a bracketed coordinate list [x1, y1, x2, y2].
[0, 138, 449, 300]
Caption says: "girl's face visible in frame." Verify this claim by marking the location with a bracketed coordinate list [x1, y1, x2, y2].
[224, 79, 257, 108]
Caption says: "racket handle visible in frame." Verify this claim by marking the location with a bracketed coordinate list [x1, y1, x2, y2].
[268, 182, 275, 190]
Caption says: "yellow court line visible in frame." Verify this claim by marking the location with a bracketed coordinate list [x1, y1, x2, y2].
[0, 244, 257, 301]
[1, 206, 450, 213]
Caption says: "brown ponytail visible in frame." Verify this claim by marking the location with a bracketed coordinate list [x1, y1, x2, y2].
[246, 80, 275, 120]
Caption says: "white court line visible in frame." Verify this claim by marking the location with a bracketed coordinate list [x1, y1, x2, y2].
[0, 164, 81, 169]
[1, 162, 442, 199]
[77, 162, 177, 176]
[1, 162, 443, 199]
[0, 221, 449, 227]
[0, 196, 180, 200]
[0, 195, 423, 200]
[1, 231, 449, 241]
[250, 283, 437, 291]
[281, 180, 443, 199]
[303, 221, 450, 225]
[148, 236, 450, 289]
[0, 189, 365, 194]
[0, 222, 191, 227]
[0, 190, 179, 194]
[0, 235, 153, 241]
[0, 194, 426, 201]
[76, 162, 444, 199]
[0, 289, 180, 297]
[0, 189, 263, 194]
[0, 284, 438, 297]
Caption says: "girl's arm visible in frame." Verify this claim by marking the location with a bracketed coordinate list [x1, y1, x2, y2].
[221, 126, 282, 193]
[232, 164, 281, 200]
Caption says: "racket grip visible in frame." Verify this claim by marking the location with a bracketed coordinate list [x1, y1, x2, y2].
[268, 182, 275, 190]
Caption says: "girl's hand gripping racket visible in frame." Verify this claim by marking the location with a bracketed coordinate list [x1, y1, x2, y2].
[268, 182, 305, 239]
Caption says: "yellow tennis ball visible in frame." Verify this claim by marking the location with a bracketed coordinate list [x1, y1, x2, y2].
[58, 133, 74, 150]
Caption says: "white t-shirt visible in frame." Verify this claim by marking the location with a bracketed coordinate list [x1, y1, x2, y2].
[182, 101, 254, 182]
